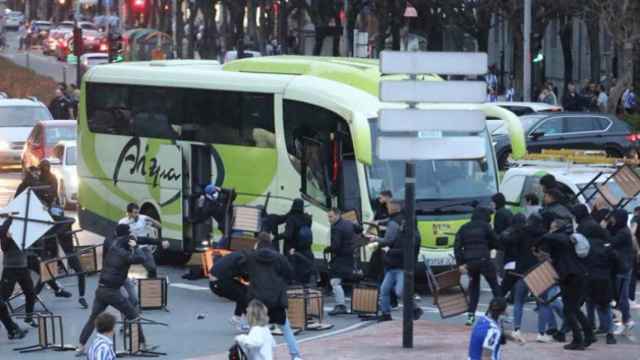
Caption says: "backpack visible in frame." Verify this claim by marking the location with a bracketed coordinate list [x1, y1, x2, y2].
[228, 343, 247, 360]
[298, 224, 313, 247]
[571, 233, 591, 258]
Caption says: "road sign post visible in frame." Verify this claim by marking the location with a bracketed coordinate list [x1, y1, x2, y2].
[378, 51, 489, 349]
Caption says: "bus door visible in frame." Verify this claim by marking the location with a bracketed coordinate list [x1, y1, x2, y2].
[188, 144, 213, 247]
[334, 127, 361, 218]
[300, 137, 333, 209]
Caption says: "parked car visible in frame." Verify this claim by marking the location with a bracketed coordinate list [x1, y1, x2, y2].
[493, 102, 563, 116]
[493, 112, 639, 169]
[49, 141, 78, 208]
[0, 99, 53, 166]
[4, 11, 23, 30]
[22, 120, 76, 170]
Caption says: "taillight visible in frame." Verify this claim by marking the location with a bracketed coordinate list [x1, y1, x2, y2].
[626, 134, 639, 142]
[99, 43, 108, 52]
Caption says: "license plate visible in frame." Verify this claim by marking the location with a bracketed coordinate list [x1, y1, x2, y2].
[424, 256, 455, 267]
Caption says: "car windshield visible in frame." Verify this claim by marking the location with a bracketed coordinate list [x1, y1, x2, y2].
[578, 181, 640, 212]
[0, 106, 52, 126]
[520, 115, 546, 132]
[45, 125, 76, 145]
[487, 120, 505, 134]
[66, 146, 77, 165]
[367, 118, 498, 211]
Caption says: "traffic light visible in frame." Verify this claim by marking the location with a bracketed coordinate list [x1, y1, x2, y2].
[72, 27, 83, 57]
[132, 0, 145, 12]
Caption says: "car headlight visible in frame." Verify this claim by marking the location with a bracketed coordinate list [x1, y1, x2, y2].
[0, 141, 9, 150]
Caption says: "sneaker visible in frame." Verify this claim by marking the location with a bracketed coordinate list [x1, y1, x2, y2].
[377, 314, 392, 322]
[552, 331, 566, 343]
[55, 289, 72, 298]
[236, 323, 250, 333]
[293, 357, 304, 360]
[75, 346, 86, 357]
[328, 305, 348, 316]
[270, 325, 283, 336]
[23, 317, 38, 328]
[614, 324, 625, 336]
[78, 297, 88, 309]
[512, 330, 526, 343]
[465, 314, 476, 326]
[536, 334, 554, 343]
[625, 320, 635, 334]
[563, 342, 585, 351]
[606, 334, 617, 345]
[229, 315, 242, 326]
[8, 327, 28, 340]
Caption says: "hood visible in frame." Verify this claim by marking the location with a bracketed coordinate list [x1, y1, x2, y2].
[571, 204, 590, 222]
[608, 209, 629, 234]
[254, 247, 279, 264]
[491, 193, 506, 209]
[0, 127, 32, 143]
[471, 206, 492, 223]
[290, 198, 304, 214]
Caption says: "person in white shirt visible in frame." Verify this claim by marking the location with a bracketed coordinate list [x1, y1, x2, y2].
[86, 312, 117, 360]
[236, 299, 276, 360]
[597, 84, 609, 113]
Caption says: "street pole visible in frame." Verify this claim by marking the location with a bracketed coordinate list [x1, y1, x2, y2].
[523, 0, 532, 101]
[342, 0, 348, 57]
[75, 1, 81, 88]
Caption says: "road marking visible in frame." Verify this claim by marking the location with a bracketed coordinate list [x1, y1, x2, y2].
[170, 283, 210, 291]
[293, 321, 373, 345]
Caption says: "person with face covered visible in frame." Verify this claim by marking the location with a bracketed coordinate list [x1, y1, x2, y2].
[455, 206, 502, 326]
[77, 224, 150, 355]
[607, 209, 635, 335]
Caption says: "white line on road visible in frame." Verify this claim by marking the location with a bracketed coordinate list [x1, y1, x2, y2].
[170, 283, 210, 291]
[293, 321, 374, 345]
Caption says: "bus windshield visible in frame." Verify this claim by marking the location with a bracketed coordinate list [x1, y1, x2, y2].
[367, 118, 498, 207]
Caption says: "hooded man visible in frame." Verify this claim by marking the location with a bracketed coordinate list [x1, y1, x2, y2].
[326, 208, 356, 316]
[0, 217, 30, 339]
[492, 192, 513, 281]
[455, 206, 502, 326]
[274, 199, 315, 285]
[607, 209, 635, 334]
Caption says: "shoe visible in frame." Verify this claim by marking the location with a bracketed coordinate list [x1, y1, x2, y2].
[328, 305, 348, 316]
[23, 317, 38, 328]
[270, 325, 283, 336]
[625, 320, 635, 335]
[606, 334, 617, 345]
[293, 357, 304, 360]
[552, 331, 566, 343]
[75, 347, 86, 357]
[613, 323, 625, 335]
[465, 314, 476, 326]
[377, 314, 392, 322]
[229, 315, 242, 326]
[236, 323, 250, 333]
[563, 342, 585, 351]
[512, 330, 526, 343]
[78, 297, 88, 309]
[536, 334, 554, 343]
[413, 307, 424, 320]
[8, 327, 27, 340]
[584, 335, 596, 348]
[55, 289, 72, 298]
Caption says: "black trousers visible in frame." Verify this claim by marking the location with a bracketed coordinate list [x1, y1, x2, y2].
[0, 267, 36, 317]
[140, 247, 157, 278]
[209, 278, 248, 317]
[79, 286, 144, 346]
[560, 274, 593, 344]
[467, 259, 502, 314]
[0, 301, 18, 333]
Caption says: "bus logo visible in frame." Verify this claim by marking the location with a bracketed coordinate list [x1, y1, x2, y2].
[113, 137, 181, 188]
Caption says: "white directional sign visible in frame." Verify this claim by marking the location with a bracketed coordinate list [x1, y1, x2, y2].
[380, 51, 488, 75]
[377, 136, 486, 161]
[379, 109, 486, 133]
[1, 189, 54, 249]
[379, 81, 486, 103]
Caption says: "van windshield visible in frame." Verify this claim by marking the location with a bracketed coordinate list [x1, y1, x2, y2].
[0, 106, 53, 127]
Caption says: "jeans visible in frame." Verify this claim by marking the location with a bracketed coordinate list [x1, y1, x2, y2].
[380, 269, 403, 315]
[512, 279, 528, 330]
[467, 260, 501, 314]
[537, 286, 564, 334]
[560, 275, 593, 344]
[281, 318, 301, 359]
[587, 302, 613, 333]
[0, 267, 36, 318]
[140, 247, 157, 278]
[330, 278, 346, 306]
[122, 278, 139, 308]
[79, 286, 145, 346]
[616, 271, 632, 324]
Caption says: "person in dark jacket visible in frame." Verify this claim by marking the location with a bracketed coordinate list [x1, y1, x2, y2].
[77, 224, 149, 354]
[243, 233, 302, 360]
[368, 201, 422, 322]
[607, 209, 635, 334]
[541, 189, 573, 231]
[0, 217, 30, 340]
[14, 166, 40, 199]
[48, 88, 74, 119]
[37, 160, 59, 207]
[562, 82, 585, 111]
[538, 217, 594, 350]
[209, 251, 249, 331]
[326, 208, 356, 315]
[573, 205, 617, 344]
[373, 190, 393, 226]
[274, 199, 316, 285]
[454, 206, 502, 326]
[492, 192, 513, 281]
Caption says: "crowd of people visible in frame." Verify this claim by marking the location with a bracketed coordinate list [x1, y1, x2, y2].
[457, 174, 638, 358]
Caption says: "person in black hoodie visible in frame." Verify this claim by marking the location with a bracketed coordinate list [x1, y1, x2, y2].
[492, 193, 513, 280]
[538, 216, 594, 350]
[275, 199, 316, 285]
[0, 217, 29, 340]
[326, 208, 356, 316]
[243, 232, 303, 360]
[77, 224, 149, 355]
[541, 188, 573, 230]
[607, 209, 635, 334]
[209, 251, 249, 331]
[455, 206, 502, 326]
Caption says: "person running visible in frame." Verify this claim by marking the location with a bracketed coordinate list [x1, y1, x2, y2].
[455, 206, 502, 326]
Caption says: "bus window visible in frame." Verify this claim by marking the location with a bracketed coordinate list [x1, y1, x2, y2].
[301, 137, 331, 208]
[130, 86, 181, 139]
[87, 83, 131, 135]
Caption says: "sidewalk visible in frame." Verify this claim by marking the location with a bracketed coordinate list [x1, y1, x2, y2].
[195, 320, 638, 360]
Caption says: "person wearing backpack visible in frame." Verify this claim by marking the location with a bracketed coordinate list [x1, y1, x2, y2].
[538, 215, 594, 350]
[275, 199, 316, 285]
[606, 209, 635, 335]
[573, 205, 617, 344]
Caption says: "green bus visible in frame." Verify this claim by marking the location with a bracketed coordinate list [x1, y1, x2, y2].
[77, 56, 525, 266]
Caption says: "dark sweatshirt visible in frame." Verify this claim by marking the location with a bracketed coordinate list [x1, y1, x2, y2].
[0, 218, 28, 268]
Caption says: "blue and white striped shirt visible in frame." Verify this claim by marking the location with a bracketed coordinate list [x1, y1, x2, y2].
[87, 334, 116, 360]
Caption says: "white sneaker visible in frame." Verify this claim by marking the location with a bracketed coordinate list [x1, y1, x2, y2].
[614, 324, 625, 336]
[536, 334, 553, 343]
[512, 330, 526, 343]
[229, 316, 242, 326]
[625, 320, 635, 335]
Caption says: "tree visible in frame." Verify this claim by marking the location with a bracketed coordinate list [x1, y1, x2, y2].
[594, 0, 640, 113]
[372, 0, 407, 55]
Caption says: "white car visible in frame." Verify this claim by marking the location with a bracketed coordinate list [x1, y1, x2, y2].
[80, 52, 109, 68]
[500, 161, 640, 214]
[49, 141, 78, 208]
[493, 102, 563, 116]
[0, 99, 53, 166]
[4, 11, 23, 30]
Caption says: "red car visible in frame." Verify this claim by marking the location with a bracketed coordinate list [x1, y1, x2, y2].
[22, 120, 77, 170]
